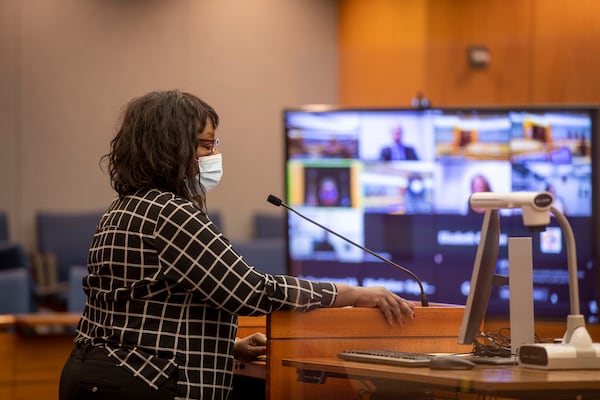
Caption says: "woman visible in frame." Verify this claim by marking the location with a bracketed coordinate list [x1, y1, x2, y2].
[469, 174, 493, 214]
[58, 90, 415, 400]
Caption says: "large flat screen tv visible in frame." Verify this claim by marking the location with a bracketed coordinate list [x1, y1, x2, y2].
[283, 105, 599, 321]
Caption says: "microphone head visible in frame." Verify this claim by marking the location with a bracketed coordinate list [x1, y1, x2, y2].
[267, 194, 282, 206]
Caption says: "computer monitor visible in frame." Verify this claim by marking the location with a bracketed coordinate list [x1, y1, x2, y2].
[457, 209, 501, 345]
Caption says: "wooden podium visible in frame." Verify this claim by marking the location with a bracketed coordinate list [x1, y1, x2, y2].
[266, 304, 469, 400]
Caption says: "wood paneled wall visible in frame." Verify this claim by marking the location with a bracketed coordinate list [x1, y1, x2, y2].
[339, 0, 600, 107]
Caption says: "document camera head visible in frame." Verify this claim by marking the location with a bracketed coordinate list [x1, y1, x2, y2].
[469, 192, 554, 231]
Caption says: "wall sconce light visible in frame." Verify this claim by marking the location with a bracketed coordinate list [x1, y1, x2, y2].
[468, 46, 490, 69]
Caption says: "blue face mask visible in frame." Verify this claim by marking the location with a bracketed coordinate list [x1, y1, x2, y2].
[196, 153, 223, 192]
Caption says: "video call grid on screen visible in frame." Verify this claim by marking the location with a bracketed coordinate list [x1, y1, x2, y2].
[283, 106, 599, 321]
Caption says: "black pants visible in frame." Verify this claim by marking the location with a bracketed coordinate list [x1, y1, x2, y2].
[59, 344, 177, 400]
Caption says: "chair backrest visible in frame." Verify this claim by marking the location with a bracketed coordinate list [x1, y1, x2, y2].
[208, 211, 224, 233]
[0, 212, 9, 241]
[0, 241, 30, 271]
[0, 242, 38, 312]
[232, 238, 286, 275]
[253, 213, 285, 239]
[67, 265, 88, 313]
[0, 268, 32, 314]
[36, 211, 103, 283]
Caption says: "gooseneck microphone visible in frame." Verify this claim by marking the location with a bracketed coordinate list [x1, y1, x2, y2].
[267, 194, 429, 307]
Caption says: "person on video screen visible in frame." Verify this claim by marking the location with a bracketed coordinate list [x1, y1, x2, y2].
[471, 174, 492, 194]
[322, 137, 353, 158]
[469, 174, 493, 214]
[380, 125, 419, 161]
[546, 183, 567, 216]
[318, 177, 341, 207]
[403, 174, 432, 214]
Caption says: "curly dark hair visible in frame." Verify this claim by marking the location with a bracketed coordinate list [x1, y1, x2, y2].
[102, 90, 219, 211]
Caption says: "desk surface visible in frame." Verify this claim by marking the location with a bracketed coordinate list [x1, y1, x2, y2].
[282, 357, 600, 399]
[233, 359, 266, 380]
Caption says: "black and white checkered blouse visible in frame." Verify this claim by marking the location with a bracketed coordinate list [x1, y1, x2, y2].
[73, 188, 337, 400]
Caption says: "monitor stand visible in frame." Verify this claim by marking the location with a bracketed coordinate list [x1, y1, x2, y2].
[508, 235, 600, 369]
[508, 237, 535, 355]
[516, 206, 600, 369]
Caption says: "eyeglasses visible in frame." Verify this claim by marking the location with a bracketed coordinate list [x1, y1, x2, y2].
[197, 137, 220, 154]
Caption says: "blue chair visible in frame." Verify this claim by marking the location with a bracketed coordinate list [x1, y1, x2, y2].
[0, 241, 30, 272]
[36, 211, 103, 285]
[232, 238, 286, 275]
[253, 213, 285, 239]
[0, 212, 8, 241]
[208, 211, 224, 233]
[0, 241, 37, 312]
[67, 265, 88, 313]
[0, 268, 32, 314]
[230, 213, 287, 275]
[35, 211, 102, 310]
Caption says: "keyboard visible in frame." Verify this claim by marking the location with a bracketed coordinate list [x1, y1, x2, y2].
[337, 349, 435, 367]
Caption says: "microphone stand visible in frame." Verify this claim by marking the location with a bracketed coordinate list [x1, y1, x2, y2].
[267, 195, 429, 307]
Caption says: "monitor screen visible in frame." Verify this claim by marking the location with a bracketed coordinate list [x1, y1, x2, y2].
[283, 106, 599, 322]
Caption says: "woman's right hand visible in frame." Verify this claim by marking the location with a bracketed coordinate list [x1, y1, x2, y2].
[333, 284, 415, 326]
